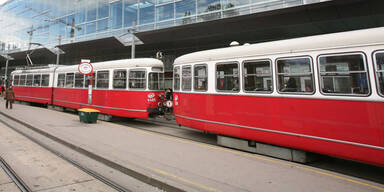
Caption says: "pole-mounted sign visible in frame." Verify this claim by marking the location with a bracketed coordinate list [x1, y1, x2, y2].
[79, 59, 93, 105]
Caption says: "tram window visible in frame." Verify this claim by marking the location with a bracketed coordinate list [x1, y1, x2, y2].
[182, 66, 192, 91]
[13, 75, 19, 86]
[85, 72, 96, 88]
[174, 67, 180, 91]
[65, 73, 75, 88]
[97, 71, 109, 89]
[33, 74, 41, 86]
[57, 74, 65, 87]
[243, 60, 272, 93]
[26, 74, 33, 86]
[277, 57, 314, 93]
[41, 74, 49, 87]
[74, 73, 84, 88]
[149, 72, 164, 90]
[19, 75, 26, 86]
[374, 51, 384, 96]
[319, 53, 369, 96]
[129, 70, 146, 89]
[113, 70, 127, 89]
[216, 63, 239, 92]
[194, 65, 208, 91]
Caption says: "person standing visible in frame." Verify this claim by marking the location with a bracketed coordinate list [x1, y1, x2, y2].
[5, 86, 15, 109]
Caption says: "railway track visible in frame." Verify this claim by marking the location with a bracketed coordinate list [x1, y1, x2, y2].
[0, 156, 30, 192]
[0, 113, 131, 192]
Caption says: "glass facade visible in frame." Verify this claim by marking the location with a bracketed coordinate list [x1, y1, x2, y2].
[0, 0, 330, 54]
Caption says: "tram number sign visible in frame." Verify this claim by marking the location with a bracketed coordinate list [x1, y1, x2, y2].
[78, 60, 93, 75]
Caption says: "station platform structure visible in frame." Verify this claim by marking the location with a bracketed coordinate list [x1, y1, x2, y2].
[0, 100, 383, 192]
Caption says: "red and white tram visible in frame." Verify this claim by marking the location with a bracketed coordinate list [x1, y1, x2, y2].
[11, 67, 55, 105]
[172, 27, 384, 166]
[12, 58, 165, 119]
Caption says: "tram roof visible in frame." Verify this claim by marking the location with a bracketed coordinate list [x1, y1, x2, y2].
[174, 27, 384, 65]
[56, 58, 163, 73]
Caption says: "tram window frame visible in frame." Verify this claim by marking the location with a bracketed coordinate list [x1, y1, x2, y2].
[96, 70, 110, 89]
[215, 62, 240, 93]
[19, 75, 26, 86]
[13, 75, 20, 86]
[26, 74, 33, 86]
[57, 73, 65, 88]
[33, 74, 42, 87]
[128, 69, 146, 90]
[173, 66, 181, 91]
[149, 72, 164, 91]
[317, 52, 370, 97]
[65, 73, 75, 88]
[373, 50, 384, 97]
[41, 74, 50, 87]
[113, 69, 127, 89]
[242, 59, 273, 93]
[74, 73, 85, 88]
[193, 64, 208, 92]
[182, 65, 192, 91]
[276, 56, 315, 94]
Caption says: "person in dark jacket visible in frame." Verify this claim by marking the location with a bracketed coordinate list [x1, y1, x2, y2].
[5, 86, 15, 109]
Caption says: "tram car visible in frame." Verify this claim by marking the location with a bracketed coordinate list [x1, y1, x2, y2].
[11, 67, 55, 105]
[11, 58, 165, 119]
[172, 27, 384, 166]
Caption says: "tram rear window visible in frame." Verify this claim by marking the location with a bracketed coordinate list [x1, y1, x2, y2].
[33, 74, 41, 86]
[182, 66, 192, 91]
[41, 74, 49, 87]
[26, 74, 33, 86]
[97, 71, 109, 89]
[174, 67, 180, 91]
[194, 65, 207, 91]
[65, 73, 75, 88]
[113, 70, 127, 89]
[277, 57, 314, 94]
[318, 53, 369, 96]
[57, 74, 65, 87]
[374, 51, 384, 96]
[216, 63, 239, 92]
[149, 72, 164, 90]
[129, 70, 146, 89]
[243, 60, 272, 93]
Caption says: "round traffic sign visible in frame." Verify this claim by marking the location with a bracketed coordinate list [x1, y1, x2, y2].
[78, 62, 93, 75]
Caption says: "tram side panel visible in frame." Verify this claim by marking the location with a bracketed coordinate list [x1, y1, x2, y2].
[14, 86, 53, 105]
[173, 93, 384, 166]
[52, 88, 88, 109]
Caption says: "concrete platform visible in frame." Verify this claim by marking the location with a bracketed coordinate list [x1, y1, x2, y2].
[0, 100, 383, 192]
[0, 118, 117, 191]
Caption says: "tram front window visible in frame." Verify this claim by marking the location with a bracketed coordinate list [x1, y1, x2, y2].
[149, 72, 164, 90]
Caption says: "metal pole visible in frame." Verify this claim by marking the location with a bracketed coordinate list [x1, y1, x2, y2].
[56, 35, 62, 65]
[5, 59, 8, 81]
[131, 21, 136, 59]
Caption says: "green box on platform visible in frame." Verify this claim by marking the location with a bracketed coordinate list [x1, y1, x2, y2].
[78, 108, 100, 123]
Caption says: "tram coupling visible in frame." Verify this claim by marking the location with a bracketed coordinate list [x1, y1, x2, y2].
[157, 88, 174, 120]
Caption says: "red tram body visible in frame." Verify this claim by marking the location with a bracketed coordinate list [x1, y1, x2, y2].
[11, 58, 164, 119]
[172, 28, 384, 166]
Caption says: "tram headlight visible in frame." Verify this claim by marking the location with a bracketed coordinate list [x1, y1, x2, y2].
[166, 100, 173, 108]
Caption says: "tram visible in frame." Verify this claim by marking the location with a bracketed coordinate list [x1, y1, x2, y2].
[172, 27, 384, 166]
[11, 58, 165, 119]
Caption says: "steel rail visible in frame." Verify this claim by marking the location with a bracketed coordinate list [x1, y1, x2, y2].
[0, 156, 31, 192]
